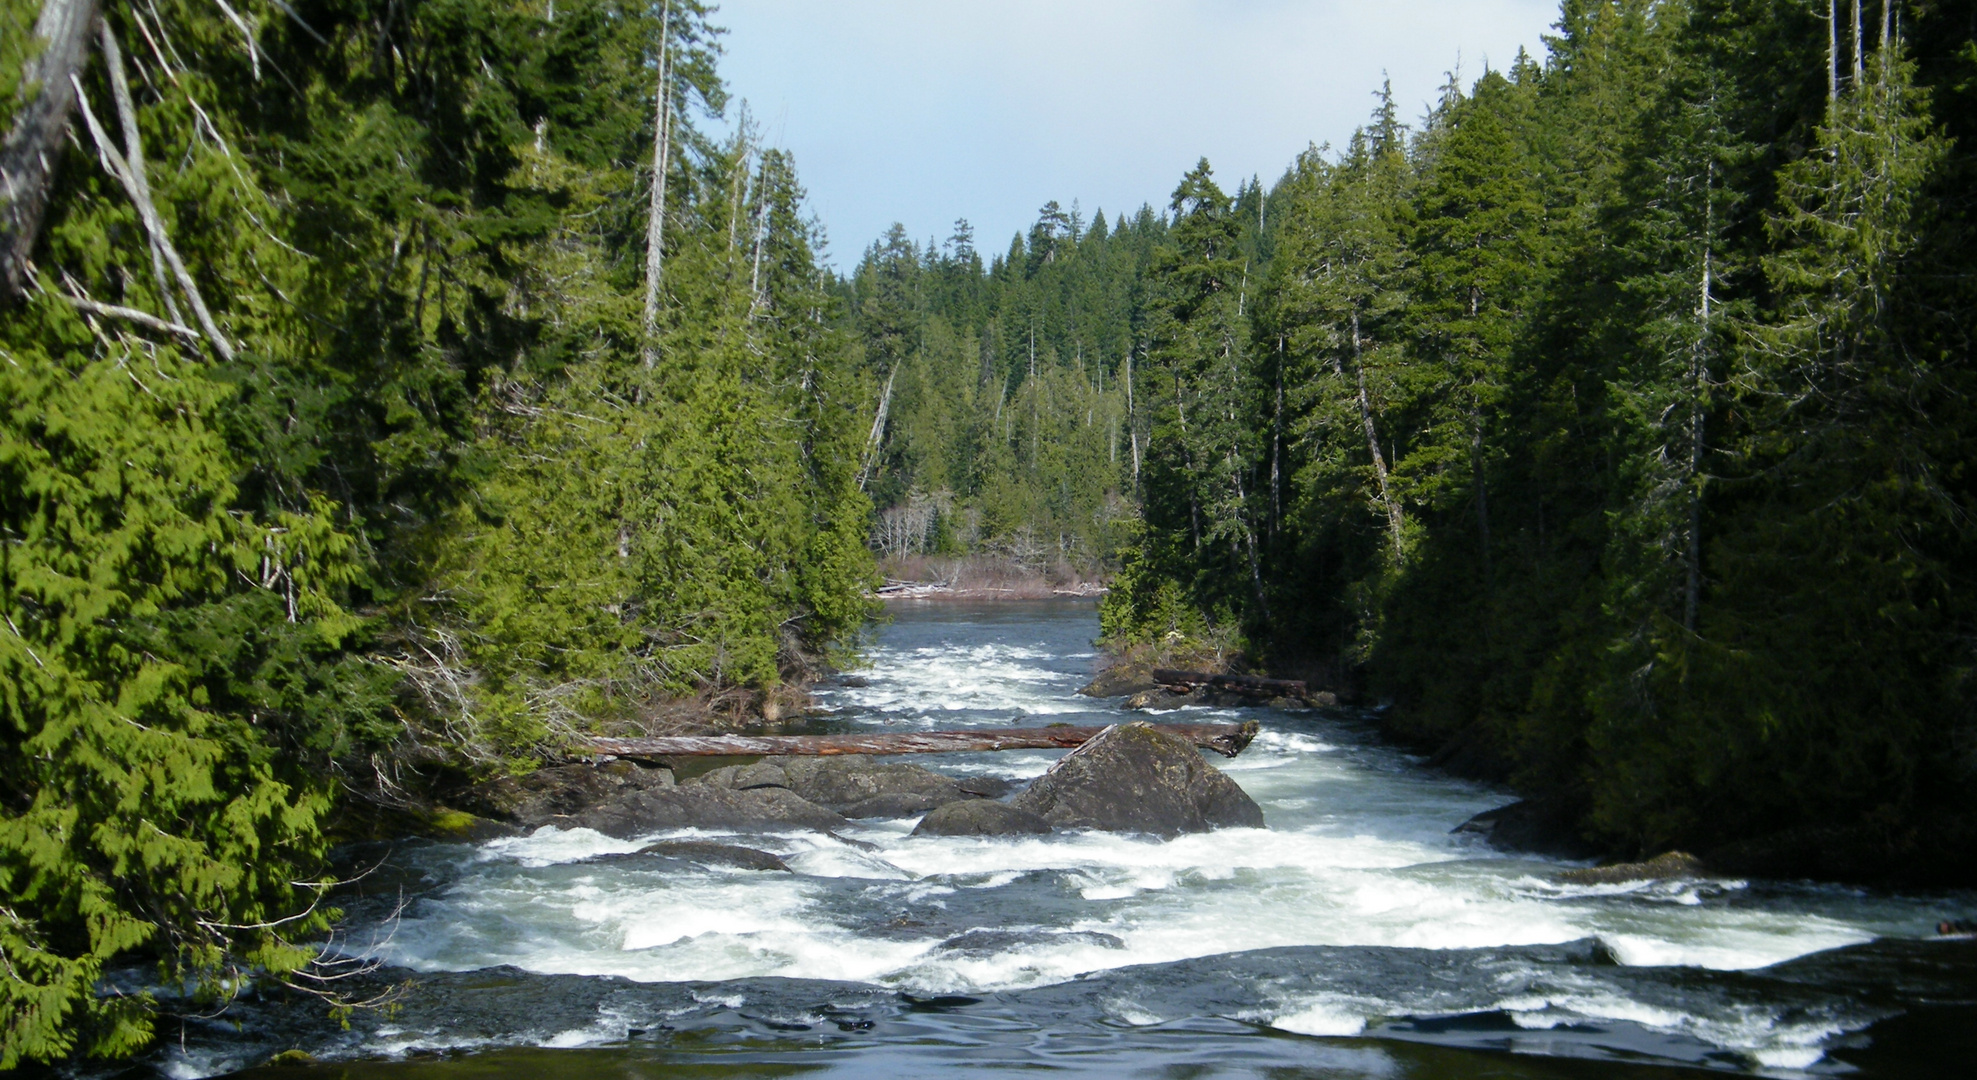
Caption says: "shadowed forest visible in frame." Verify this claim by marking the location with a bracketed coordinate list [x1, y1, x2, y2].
[3, 0, 1975, 1068]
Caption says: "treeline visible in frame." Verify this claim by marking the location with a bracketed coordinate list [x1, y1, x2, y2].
[844, 196, 1265, 574]
[1104, 0, 1977, 870]
[2, 0, 871, 1063]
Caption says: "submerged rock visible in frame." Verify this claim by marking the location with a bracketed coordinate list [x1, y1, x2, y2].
[1555, 851, 1706, 885]
[936, 929, 1124, 955]
[460, 760, 675, 829]
[635, 840, 790, 872]
[570, 785, 848, 837]
[912, 799, 1053, 837]
[1010, 721, 1263, 836]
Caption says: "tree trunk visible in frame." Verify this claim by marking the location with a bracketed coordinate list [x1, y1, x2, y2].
[1349, 309, 1405, 563]
[1, 0, 99, 302]
[640, 0, 672, 363]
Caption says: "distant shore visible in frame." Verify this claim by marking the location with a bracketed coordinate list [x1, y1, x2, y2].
[873, 554, 1108, 602]
[877, 581, 1106, 601]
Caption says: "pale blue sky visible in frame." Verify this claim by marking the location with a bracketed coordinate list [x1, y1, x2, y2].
[713, 1, 1562, 267]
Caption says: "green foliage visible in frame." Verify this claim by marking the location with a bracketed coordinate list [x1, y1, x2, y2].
[847, 205, 1154, 573]
[3, 0, 873, 1063]
[1111, 0, 1977, 863]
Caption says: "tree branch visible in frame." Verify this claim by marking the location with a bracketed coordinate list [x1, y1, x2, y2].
[69, 23, 235, 361]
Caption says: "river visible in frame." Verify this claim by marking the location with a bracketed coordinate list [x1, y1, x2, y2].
[152, 601, 1973, 1078]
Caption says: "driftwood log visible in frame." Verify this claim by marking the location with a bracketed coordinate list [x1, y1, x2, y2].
[1151, 669, 1308, 697]
[585, 720, 1260, 761]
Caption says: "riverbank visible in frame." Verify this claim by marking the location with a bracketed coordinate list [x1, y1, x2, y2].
[875, 555, 1107, 600]
[129, 602, 1977, 1079]
[1079, 634, 1977, 890]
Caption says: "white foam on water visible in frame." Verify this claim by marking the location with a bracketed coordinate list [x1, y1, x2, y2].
[1498, 981, 1853, 1070]
[1272, 997, 1374, 1037]
[349, 606, 1957, 1072]
[1600, 921, 1876, 971]
[480, 825, 645, 866]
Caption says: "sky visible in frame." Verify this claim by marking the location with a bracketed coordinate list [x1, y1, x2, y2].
[712, 1, 1563, 268]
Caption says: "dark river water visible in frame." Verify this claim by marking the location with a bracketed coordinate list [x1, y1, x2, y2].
[131, 601, 1976, 1078]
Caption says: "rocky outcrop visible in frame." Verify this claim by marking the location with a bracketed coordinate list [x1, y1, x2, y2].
[1010, 721, 1263, 836]
[459, 760, 676, 829]
[1080, 662, 1157, 698]
[912, 799, 1054, 837]
[687, 755, 973, 818]
[1453, 797, 1602, 860]
[1555, 851, 1706, 885]
[569, 785, 849, 837]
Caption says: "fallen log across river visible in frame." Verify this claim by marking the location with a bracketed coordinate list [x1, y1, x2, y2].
[584, 720, 1261, 761]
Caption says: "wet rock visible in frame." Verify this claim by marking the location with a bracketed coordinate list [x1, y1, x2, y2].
[1080, 661, 1156, 698]
[1010, 721, 1263, 837]
[418, 807, 522, 842]
[936, 929, 1124, 955]
[635, 840, 790, 872]
[569, 785, 847, 837]
[688, 761, 790, 791]
[763, 755, 971, 815]
[460, 760, 675, 829]
[1453, 797, 1602, 860]
[956, 776, 1017, 799]
[1555, 851, 1706, 885]
[912, 799, 1054, 837]
[840, 792, 946, 819]
[1123, 688, 1193, 711]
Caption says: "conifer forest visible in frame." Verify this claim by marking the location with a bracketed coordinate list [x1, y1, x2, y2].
[3, 0, 1977, 1070]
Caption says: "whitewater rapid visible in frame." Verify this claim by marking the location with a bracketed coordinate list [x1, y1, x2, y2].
[334, 601, 1956, 1073]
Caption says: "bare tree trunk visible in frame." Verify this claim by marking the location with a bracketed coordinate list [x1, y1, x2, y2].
[1348, 309, 1405, 563]
[1125, 345, 1140, 482]
[640, 0, 672, 363]
[1470, 398, 1492, 590]
[71, 24, 234, 361]
[1684, 167, 1716, 636]
[1828, 0, 1839, 104]
[857, 365, 896, 490]
[1, 0, 99, 302]
[1851, 0, 1864, 86]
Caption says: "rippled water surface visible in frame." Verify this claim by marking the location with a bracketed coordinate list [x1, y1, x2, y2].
[158, 601, 1976, 1078]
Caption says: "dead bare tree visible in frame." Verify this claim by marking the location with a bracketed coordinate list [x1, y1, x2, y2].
[640, 0, 672, 365]
[0, 0, 100, 301]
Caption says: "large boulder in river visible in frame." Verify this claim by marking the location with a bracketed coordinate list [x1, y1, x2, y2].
[693, 755, 972, 818]
[569, 784, 848, 837]
[460, 760, 675, 829]
[912, 799, 1053, 837]
[1011, 721, 1263, 836]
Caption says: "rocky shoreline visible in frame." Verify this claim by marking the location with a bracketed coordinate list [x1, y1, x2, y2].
[1077, 645, 1977, 890]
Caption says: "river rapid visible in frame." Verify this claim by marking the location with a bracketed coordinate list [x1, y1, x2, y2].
[151, 601, 1973, 1079]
